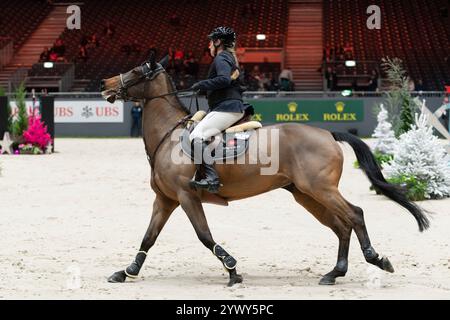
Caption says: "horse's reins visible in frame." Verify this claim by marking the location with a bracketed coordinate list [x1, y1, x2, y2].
[118, 62, 201, 195]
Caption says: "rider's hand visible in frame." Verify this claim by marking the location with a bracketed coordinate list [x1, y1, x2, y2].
[231, 69, 240, 80]
[190, 82, 201, 91]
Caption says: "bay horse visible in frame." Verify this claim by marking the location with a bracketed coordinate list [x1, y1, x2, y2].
[101, 54, 429, 286]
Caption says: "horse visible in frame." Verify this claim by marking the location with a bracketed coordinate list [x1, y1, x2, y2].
[101, 54, 429, 287]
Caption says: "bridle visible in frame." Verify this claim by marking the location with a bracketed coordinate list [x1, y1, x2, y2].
[117, 62, 192, 102]
[115, 61, 198, 171]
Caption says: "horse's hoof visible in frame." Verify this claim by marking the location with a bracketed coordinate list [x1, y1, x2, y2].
[227, 274, 243, 287]
[381, 256, 395, 273]
[108, 270, 127, 283]
[319, 276, 336, 285]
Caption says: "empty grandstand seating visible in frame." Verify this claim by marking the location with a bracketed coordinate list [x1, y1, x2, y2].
[324, 0, 450, 91]
[0, 1, 53, 51]
[54, 0, 288, 91]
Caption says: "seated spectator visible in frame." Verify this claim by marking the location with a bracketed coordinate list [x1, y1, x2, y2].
[77, 44, 88, 62]
[264, 73, 279, 91]
[174, 48, 184, 61]
[49, 50, 58, 62]
[415, 79, 425, 91]
[184, 54, 199, 79]
[88, 33, 99, 48]
[408, 78, 415, 91]
[80, 34, 89, 47]
[53, 38, 66, 57]
[39, 47, 50, 62]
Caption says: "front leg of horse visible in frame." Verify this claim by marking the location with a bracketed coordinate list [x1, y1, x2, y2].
[108, 196, 178, 283]
[213, 244, 243, 286]
[179, 191, 243, 287]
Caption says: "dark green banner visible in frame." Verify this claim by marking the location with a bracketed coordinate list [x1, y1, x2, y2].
[246, 100, 364, 123]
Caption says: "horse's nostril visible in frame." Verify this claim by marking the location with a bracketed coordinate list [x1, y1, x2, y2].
[100, 80, 105, 91]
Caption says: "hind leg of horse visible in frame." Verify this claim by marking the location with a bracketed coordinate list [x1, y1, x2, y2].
[347, 202, 395, 273]
[108, 194, 179, 283]
[178, 190, 242, 287]
[287, 186, 352, 285]
[306, 185, 394, 275]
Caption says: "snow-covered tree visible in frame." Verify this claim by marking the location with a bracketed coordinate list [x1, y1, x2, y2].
[384, 112, 450, 199]
[372, 104, 397, 154]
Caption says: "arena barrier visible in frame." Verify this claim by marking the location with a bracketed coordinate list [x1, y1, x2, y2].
[3, 92, 448, 137]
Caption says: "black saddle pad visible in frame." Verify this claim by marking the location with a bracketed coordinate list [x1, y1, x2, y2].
[180, 123, 255, 161]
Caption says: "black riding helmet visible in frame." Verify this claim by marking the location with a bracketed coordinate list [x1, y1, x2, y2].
[208, 26, 237, 48]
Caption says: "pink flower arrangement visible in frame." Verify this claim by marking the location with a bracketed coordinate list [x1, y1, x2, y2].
[22, 115, 52, 150]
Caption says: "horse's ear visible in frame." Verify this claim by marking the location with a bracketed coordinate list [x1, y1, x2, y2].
[158, 55, 169, 69]
[148, 51, 156, 70]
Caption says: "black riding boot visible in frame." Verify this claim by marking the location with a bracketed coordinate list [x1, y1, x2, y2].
[189, 139, 220, 193]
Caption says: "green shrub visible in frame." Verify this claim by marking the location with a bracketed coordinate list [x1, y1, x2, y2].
[386, 174, 428, 201]
[353, 151, 394, 169]
[11, 83, 28, 138]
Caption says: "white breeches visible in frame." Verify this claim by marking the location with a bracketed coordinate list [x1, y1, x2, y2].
[189, 111, 244, 141]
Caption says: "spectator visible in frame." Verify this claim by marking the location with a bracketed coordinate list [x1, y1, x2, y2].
[80, 34, 89, 47]
[368, 69, 379, 91]
[77, 44, 88, 62]
[440, 96, 449, 131]
[325, 66, 334, 91]
[49, 50, 58, 62]
[88, 33, 99, 48]
[174, 48, 184, 61]
[184, 54, 199, 79]
[279, 68, 294, 91]
[130, 101, 143, 137]
[53, 38, 66, 57]
[415, 79, 425, 92]
[39, 47, 50, 62]
[146, 43, 157, 58]
[260, 73, 272, 91]
[408, 78, 415, 91]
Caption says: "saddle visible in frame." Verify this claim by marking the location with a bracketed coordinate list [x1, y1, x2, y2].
[180, 110, 262, 161]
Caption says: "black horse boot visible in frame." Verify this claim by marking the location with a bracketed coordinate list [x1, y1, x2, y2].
[189, 139, 220, 193]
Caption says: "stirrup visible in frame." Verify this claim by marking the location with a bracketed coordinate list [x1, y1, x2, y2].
[189, 179, 220, 193]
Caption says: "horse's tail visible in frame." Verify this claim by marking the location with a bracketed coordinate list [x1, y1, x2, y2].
[331, 131, 430, 232]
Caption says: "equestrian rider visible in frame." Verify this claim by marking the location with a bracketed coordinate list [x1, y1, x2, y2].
[189, 26, 247, 193]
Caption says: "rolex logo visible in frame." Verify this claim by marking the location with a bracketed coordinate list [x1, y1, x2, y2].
[335, 102, 345, 113]
[288, 102, 298, 113]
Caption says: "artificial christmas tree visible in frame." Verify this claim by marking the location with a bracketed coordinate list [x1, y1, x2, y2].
[384, 112, 450, 199]
[372, 104, 397, 155]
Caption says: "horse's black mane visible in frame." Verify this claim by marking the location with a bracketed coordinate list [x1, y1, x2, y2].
[164, 72, 192, 115]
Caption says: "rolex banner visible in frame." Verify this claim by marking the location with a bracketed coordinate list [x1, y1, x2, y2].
[247, 100, 364, 123]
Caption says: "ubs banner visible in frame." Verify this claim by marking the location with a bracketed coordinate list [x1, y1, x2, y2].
[10, 99, 124, 123]
[249, 100, 364, 124]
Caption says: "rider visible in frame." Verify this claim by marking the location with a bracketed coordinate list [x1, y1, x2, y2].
[189, 26, 246, 193]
